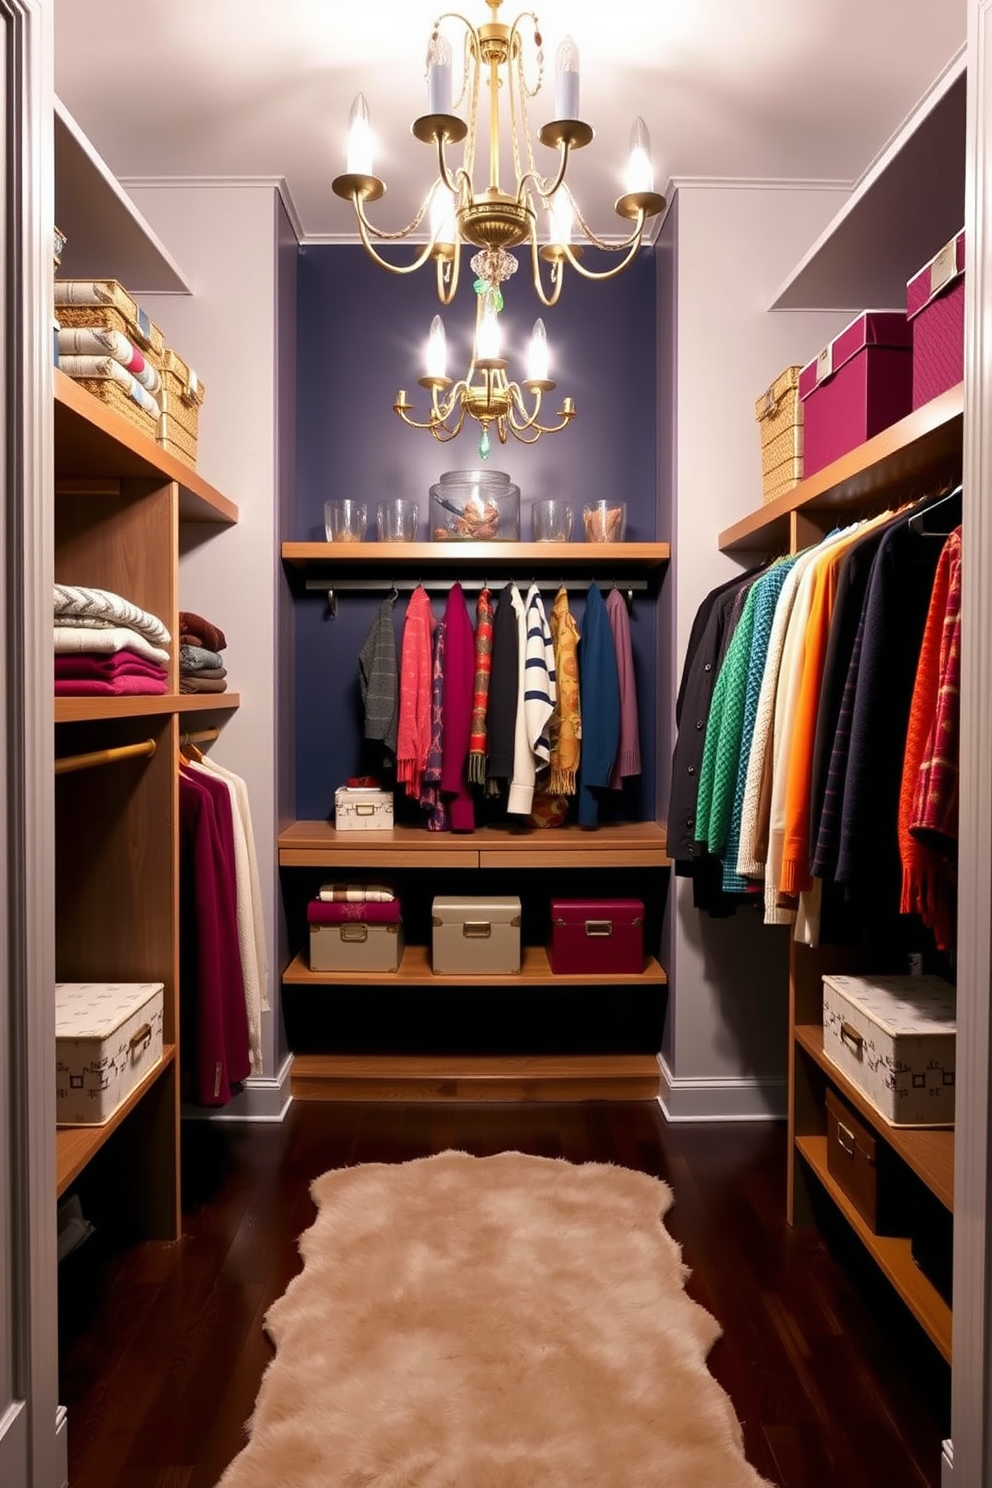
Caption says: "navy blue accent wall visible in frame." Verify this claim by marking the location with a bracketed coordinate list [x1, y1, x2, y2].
[294, 244, 658, 822]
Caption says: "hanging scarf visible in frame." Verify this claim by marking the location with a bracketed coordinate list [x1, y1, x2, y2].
[396, 585, 434, 799]
[357, 593, 398, 766]
[548, 585, 581, 795]
[467, 586, 494, 785]
[419, 618, 449, 831]
[606, 587, 641, 787]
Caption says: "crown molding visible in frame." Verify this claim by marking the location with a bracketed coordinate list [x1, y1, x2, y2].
[117, 173, 305, 243]
[668, 174, 852, 193]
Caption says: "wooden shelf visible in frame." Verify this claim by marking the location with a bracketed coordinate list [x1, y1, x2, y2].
[718, 383, 964, 554]
[55, 693, 241, 724]
[56, 1044, 176, 1198]
[795, 1024, 954, 1211]
[279, 820, 670, 870]
[54, 369, 238, 524]
[281, 540, 670, 570]
[284, 945, 667, 989]
[795, 1135, 952, 1362]
[291, 1052, 661, 1103]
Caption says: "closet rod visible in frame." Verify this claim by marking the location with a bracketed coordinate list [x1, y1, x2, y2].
[304, 576, 648, 618]
[182, 726, 219, 746]
[55, 739, 156, 776]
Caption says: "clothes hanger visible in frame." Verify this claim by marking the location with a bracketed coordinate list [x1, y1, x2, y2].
[908, 482, 963, 537]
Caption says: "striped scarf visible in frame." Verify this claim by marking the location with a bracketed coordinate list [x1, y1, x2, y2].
[467, 586, 494, 785]
[548, 586, 581, 795]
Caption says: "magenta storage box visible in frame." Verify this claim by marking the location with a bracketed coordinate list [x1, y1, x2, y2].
[907, 229, 965, 410]
[798, 311, 912, 477]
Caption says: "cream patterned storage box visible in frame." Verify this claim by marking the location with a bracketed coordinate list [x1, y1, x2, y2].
[55, 981, 164, 1126]
[334, 786, 394, 830]
[822, 973, 955, 1127]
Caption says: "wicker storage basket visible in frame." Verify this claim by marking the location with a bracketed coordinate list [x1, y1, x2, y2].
[74, 374, 158, 439]
[53, 280, 165, 360]
[159, 349, 205, 432]
[157, 410, 198, 468]
[755, 364, 803, 502]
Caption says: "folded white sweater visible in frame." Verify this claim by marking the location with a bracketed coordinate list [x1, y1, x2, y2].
[53, 584, 170, 647]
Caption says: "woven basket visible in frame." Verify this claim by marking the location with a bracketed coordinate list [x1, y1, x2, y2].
[157, 410, 198, 468]
[74, 376, 159, 439]
[54, 279, 165, 359]
[755, 364, 802, 503]
[159, 348, 205, 436]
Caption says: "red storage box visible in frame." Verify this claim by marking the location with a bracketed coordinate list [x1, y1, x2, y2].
[798, 311, 912, 477]
[550, 899, 644, 976]
[907, 229, 965, 410]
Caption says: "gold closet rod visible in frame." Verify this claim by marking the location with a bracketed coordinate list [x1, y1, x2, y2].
[54, 740, 156, 776]
[182, 726, 219, 746]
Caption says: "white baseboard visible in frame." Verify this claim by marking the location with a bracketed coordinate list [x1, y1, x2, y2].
[941, 1438, 953, 1487]
[0, 1402, 27, 1488]
[181, 1054, 293, 1123]
[657, 1054, 787, 1122]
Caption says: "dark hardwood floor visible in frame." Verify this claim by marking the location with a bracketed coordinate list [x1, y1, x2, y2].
[58, 1102, 950, 1488]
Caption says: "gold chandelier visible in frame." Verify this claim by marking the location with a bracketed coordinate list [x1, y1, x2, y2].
[331, 0, 666, 309]
[393, 255, 576, 457]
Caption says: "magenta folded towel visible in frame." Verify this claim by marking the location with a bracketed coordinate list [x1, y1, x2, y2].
[307, 898, 401, 926]
[55, 676, 170, 696]
[55, 652, 168, 681]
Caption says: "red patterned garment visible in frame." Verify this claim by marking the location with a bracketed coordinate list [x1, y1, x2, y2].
[898, 526, 961, 950]
[467, 586, 494, 786]
[396, 586, 435, 799]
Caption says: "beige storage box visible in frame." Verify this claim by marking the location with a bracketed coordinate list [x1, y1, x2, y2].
[55, 981, 165, 1126]
[822, 973, 956, 1127]
[334, 786, 394, 831]
[310, 920, 404, 973]
[157, 347, 206, 467]
[432, 895, 521, 976]
[755, 364, 803, 503]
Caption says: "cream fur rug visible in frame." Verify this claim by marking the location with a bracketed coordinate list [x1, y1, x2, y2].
[218, 1151, 774, 1487]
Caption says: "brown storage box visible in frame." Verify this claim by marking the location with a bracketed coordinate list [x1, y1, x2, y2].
[431, 896, 521, 976]
[825, 1085, 903, 1235]
[755, 365, 803, 503]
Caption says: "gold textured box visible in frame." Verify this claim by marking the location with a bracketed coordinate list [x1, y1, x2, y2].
[53, 279, 165, 360]
[431, 896, 522, 976]
[755, 365, 803, 503]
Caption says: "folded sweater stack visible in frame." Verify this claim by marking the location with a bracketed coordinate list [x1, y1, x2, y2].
[54, 584, 170, 695]
[180, 611, 229, 694]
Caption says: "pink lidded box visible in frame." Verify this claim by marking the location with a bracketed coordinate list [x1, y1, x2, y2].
[798, 311, 913, 478]
[907, 229, 965, 410]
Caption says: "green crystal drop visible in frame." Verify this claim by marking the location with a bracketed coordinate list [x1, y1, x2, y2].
[479, 427, 491, 460]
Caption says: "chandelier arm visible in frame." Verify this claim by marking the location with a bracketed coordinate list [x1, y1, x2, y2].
[352, 190, 431, 243]
[515, 141, 570, 210]
[528, 234, 565, 308]
[559, 226, 648, 281]
[570, 200, 646, 254]
[436, 246, 462, 304]
[433, 134, 465, 200]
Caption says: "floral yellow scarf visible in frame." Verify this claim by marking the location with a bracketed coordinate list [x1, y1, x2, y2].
[548, 586, 581, 794]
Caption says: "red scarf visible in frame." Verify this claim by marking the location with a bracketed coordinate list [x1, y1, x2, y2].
[467, 587, 494, 786]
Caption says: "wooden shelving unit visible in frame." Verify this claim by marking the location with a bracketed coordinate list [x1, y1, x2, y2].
[284, 945, 667, 988]
[718, 383, 964, 555]
[290, 1052, 663, 1104]
[795, 1023, 953, 1211]
[279, 820, 670, 870]
[795, 1135, 952, 1362]
[56, 1045, 176, 1197]
[281, 540, 670, 571]
[723, 379, 964, 1357]
[54, 352, 240, 1237]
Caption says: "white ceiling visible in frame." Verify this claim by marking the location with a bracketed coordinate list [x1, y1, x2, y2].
[54, 0, 966, 242]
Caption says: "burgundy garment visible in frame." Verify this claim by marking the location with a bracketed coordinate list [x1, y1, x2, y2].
[179, 768, 250, 1107]
[307, 898, 401, 925]
[55, 675, 169, 696]
[179, 611, 227, 652]
[440, 581, 476, 833]
[605, 587, 641, 788]
[55, 651, 167, 680]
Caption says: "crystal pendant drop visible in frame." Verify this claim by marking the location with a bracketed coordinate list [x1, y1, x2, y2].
[479, 427, 491, 460]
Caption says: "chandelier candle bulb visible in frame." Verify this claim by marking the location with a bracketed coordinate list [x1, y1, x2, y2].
[555, 36, 580, 120]
[425, 315, 448, 380]
[476, 308, 502, 362]
[430, 187, 457, 251]
[346, 93, 374, 178]
[426, 32, 453, 115]
[548, 190, 573, 248]
[527, 319, 550, 383]
[625, 117, 654, 195]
